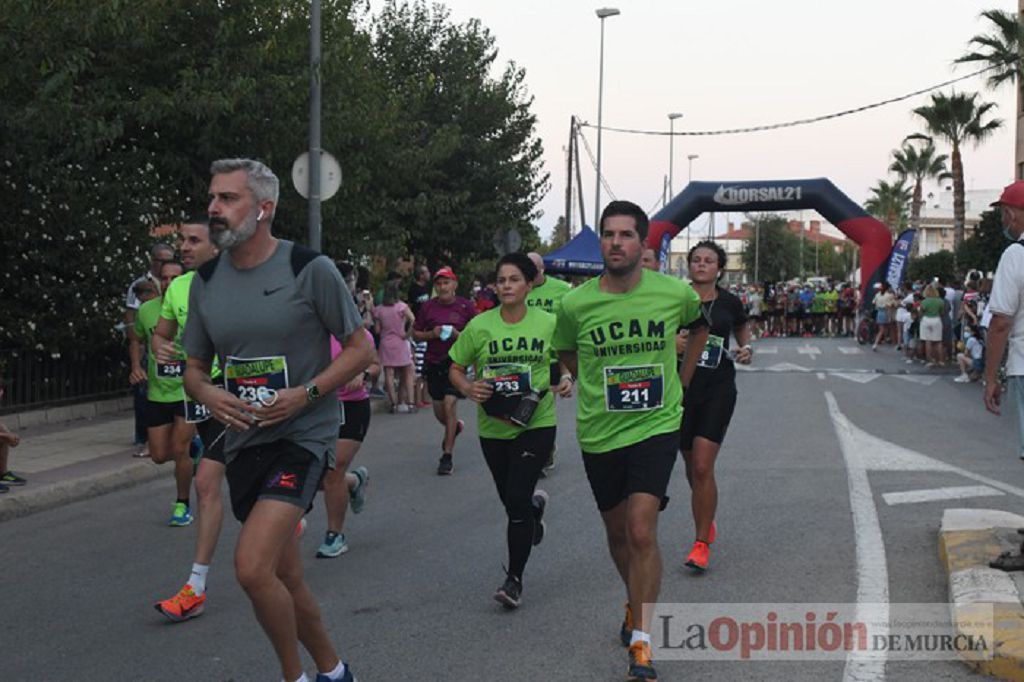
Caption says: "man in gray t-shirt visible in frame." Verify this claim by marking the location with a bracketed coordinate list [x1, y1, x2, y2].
[183, 158, 370, 682]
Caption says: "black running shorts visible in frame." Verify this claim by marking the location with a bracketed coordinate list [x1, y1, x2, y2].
[425, 359, 462, 401]
[196, 418, 227, 464]
[226, 440, 325, 522]
[680, 383, 737, 451]
[146, 399, 185, 428]
[582, 430, 678, 513]
[338, 398, 371, 442]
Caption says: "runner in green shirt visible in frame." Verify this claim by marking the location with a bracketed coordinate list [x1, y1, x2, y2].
[149, 218, 233, 623]
[130, 259, 194, 528]
[526, 251, 572, 474]
[449, 253, 574, 609]
[553, 200, 708, 682]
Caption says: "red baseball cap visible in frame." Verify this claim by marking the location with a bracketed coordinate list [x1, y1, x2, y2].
[433, 266, 458, 282]
[991, 181, 1024, 209]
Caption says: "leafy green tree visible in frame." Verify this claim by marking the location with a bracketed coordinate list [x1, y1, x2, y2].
[908, 250, 956, 284]
[956, 208, 1011, 274]
[955, 9, 1023, 111]
[368, 0, 548, 271]
[742, 214, 800, 282]
[0, 0, 548, 353]
[889, 138, 951, 256]
[864, 179, 912, 236]
[911, 92, 1002, 262]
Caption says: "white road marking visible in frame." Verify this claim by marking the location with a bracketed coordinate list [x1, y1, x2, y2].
[832, 372, 880, 384]
[798, 345, 822, 357]
[891, 375, 939, 386]
[882, 485, 1004, 506]
[817, 372, 826, 381]
[838, 346, 863, 355]
[765, 362, 812, 372]
[754, 346, 778, 354]
[825, 392, 888, 682]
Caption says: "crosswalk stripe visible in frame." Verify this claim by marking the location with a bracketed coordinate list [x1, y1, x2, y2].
[882, 485, 1004, 506]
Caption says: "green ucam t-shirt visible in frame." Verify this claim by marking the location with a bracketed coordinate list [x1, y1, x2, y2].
[161, 271, 221, 381]
[553, 269, 702, 454]
[526, 275, 572, 364]
[135, 297, 185, 403]
[449, 306, 557, 440]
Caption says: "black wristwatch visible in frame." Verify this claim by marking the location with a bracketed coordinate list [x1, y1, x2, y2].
[304, 381, 321, 403]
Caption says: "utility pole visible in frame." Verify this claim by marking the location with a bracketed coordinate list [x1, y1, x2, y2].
[754, 219, 760, 284]
[573, 124, 586, 230]
[565, 116, 575, 237]
[308, 0, 323, 252]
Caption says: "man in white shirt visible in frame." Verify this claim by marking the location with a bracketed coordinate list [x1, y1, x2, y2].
[985, 181, 1024, 572]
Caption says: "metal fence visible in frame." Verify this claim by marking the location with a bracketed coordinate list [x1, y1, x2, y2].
[0, 345, 131, 413]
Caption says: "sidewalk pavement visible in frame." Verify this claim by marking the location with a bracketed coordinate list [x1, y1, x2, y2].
[940, 508, 1024, 681]
[0, 398, 390, 523]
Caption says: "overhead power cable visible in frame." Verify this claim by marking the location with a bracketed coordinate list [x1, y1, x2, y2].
[578, 61, 1010, 137]
[575, 125, 618, 201]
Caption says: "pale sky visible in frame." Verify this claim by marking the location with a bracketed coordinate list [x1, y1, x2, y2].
[368, 1, 1017, 239]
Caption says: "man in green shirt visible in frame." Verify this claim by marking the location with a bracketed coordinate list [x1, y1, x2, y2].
[553, 201, 708, 682]
[526, 251, 572, 474]
[151, 218, 226, 623]
[130, 259, 193, 527]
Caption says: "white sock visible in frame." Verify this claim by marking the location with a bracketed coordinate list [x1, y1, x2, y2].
[630, 629, 651, 646]
[319, 661, 347, 680]
[283, 674, 308, 682]
[187, 563, 209, 595]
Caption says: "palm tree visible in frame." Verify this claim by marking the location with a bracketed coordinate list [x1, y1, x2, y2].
[955, 9, 1023, 181]
[889, 138, 951, 256]
[865, 179, 912, 237]
[912, 91, 1002, 265]
[956, 9, 1023, 90]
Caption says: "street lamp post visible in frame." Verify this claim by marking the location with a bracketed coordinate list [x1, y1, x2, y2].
[594, 7, 620, 229]
[668, 112, 682, 198]
[685, 154, 699, 252]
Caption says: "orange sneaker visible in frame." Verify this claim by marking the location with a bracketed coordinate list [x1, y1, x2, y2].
[685, 541, 710, 572]
[627, 641, 658, 680]
[620, 602, 634, 647]
[154, 584, 206, 622]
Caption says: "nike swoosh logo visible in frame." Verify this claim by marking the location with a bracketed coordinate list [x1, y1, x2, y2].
[263, 286, 285, 296]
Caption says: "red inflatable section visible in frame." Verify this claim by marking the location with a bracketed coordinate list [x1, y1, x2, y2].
[836, 216, 892, 290]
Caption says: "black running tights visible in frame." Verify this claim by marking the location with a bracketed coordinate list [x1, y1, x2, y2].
[479, 427, 556, 580]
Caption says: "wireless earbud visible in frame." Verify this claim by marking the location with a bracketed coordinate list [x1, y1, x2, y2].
[257, 209, 265, 221]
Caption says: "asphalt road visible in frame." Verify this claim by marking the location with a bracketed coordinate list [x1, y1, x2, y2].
[1, 338, 1016, 681]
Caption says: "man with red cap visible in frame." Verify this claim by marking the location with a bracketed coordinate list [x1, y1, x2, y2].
[413, 267, 477, 474]
[986, 181, 1024, 570]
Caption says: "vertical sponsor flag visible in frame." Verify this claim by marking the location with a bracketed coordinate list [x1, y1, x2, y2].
[885, 229, 915, 291]
[659, 231, 673, 274]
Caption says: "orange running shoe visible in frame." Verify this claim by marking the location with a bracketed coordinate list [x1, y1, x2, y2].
[627, 641, 658, 680]
[155, 584, 206, 622]
[620, 602, 634, 647]
[685, 541, 710, 572]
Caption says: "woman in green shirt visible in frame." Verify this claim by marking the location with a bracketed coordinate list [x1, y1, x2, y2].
[919, 284, 946, 367]
[449, 253, 574, 609]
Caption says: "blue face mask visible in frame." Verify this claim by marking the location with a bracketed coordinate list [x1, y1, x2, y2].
[1004, 226, 1016, 241]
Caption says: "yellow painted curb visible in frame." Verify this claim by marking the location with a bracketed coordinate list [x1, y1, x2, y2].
[940, 526, 1024, 681]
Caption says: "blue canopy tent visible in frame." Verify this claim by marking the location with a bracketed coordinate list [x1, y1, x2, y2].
[542, 226, 603, 276]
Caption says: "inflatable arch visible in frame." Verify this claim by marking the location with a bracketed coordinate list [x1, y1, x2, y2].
[646, 179, 892, 295]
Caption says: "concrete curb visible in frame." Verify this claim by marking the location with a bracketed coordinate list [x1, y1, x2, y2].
[0, 457, 166, 523]
[5, 395, 134, 430]
[940, 508, 1024, 681]
[0, 397, 394, 523]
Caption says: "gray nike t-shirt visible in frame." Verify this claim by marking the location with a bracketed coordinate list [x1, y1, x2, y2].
[183, 240, 363, 464]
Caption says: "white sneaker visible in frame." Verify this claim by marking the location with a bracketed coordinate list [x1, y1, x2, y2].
[954, 374, 970, 383]
[904, 359, 913, 364]
[396, 403, 410, 413]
